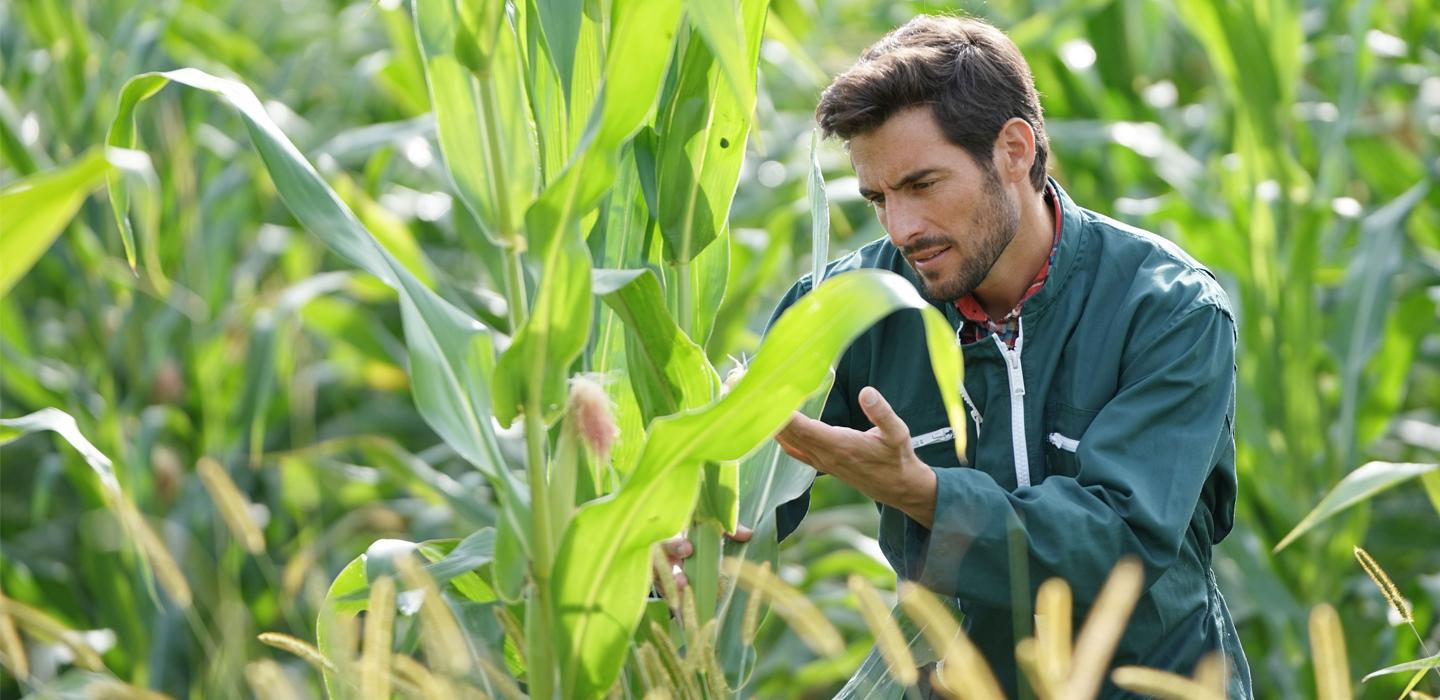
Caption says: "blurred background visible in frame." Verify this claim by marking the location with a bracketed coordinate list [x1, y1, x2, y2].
[1, 0, 1437, 697]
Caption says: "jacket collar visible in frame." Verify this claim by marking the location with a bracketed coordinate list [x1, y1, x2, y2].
[1017, 177, 1085, 323]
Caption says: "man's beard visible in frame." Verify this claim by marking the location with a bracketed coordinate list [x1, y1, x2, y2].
[907, 168, 1019, 303]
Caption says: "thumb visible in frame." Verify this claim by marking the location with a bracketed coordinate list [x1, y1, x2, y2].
[859, 386, 909, 446]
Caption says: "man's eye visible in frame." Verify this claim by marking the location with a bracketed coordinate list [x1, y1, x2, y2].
[913, 181, 933, 191]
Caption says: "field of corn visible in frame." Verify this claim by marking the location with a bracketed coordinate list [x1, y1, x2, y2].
[1, 0, 1438, 697]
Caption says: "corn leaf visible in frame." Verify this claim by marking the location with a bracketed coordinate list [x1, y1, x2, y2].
[0, 148, 111, 297]
[105, 67, 528, 551]
[551, 269, 966, 696]
[493, 0, 684, 428]
[1274, 461, 1440, 552]
[594, 268, 718, 423]
[414, 0, 537, 244]
[1361, 650, 1440, 682]
[653, 0, 766, 264]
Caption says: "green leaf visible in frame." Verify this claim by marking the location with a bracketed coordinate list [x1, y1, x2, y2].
[1273, 461, 1440, 552]
[0, 149, 111, 297]
[1361, 650, 1440, 682]
[492, 232, 592, 427]
[414, 0, 538, 244]
[809, 128, 830, 286]
[1330, 181, 1430, 467]
[0, 408, 118, 493]
[653, 0, 766, 265]
[551, 270, 966, 695]
[318, 555, 366, 697]
[593, 268, 719, 424]
[695, 460, 739, 531]
[533, 0, 583, 101]
[1420, 470, 1440, 518]
[683, 0, 760, 109]
[104, 68, 529, 556]
[716, 383, 826, 683]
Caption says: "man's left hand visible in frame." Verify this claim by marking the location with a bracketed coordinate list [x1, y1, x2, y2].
[775, 386, 937, 527]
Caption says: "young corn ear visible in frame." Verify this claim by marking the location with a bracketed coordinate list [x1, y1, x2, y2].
[1308, 604, 1352, 700]
[1060, 557, 1144, 700]
[897, 581, 1004, 700]
[361, 576, 397, 700]
[849, 575, 918, 686]
[196, 456, 265, 554]
[1353, 547, 1412, 623]
[569, 374, 618, 459]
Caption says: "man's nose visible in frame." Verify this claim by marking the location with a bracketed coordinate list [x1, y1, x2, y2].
[883, 199, 925, 248]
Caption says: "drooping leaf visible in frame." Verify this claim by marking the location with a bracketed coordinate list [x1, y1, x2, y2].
[1273, 461, 1440, 552]
[0, 149, 111, 297]
[104, 68, 528, 558]
[593, 268, 718, 424]
[551, 269, 966, 696]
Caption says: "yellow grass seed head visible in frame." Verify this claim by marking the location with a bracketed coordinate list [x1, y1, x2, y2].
[197, 456, 266, 554]
[1353, 547, 1413, 624]
[361, 576, 397, 700]
[1111, 666, 1226, 700]
[849, 575, 918, 686]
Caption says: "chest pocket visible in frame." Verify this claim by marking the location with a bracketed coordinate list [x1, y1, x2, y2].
[1043, 402, 1099, 480]
[901, 406, 966, 470]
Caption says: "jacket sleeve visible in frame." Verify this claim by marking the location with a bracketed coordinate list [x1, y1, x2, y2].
[917, 303, 1236, 606]
[763, 276, 853, 542]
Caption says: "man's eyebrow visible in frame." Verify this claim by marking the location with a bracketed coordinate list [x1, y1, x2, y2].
[859, 168, 946, 199]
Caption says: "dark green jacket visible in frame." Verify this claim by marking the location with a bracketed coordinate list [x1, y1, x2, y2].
[768, 181, 1252, 698]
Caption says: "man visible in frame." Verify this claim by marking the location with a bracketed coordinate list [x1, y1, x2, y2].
[760, 14, 1250, 698]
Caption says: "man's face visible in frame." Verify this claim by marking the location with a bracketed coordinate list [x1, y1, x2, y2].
[851, 106, 1019, 302]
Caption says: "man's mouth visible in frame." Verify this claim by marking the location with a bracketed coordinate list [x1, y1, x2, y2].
[910, 246, 951, 270]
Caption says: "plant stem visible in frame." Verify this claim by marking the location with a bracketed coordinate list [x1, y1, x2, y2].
[677, 260, 694, 338]
[525, 406, 558, 698]
[503, 248, 528, 334]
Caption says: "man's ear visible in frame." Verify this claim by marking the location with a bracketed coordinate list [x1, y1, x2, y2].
[992, 117, 1036, 186]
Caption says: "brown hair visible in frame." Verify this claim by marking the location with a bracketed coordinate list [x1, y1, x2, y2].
[816, 15, 1049, 191]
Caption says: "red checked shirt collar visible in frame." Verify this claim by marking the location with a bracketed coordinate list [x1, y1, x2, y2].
[955, 182, 1063, 347]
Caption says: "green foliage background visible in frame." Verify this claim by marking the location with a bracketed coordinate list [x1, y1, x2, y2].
[1, 0, 1437, 697]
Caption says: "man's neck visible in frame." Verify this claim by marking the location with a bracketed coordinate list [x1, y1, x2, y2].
[970, 187, 1054, 319]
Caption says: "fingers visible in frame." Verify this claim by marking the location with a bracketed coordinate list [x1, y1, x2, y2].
[660, 535, 693, 563]
[858, 386, 910, 448]
[725, 524, 754, 543]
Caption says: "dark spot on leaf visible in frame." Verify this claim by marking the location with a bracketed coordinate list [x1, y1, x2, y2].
[719, 137, 730, 148]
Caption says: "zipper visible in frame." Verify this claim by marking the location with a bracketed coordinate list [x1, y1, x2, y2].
[1047, 432, 1080, 453]
[995, 318, 1031, 488]
[954, 324, 984, 441]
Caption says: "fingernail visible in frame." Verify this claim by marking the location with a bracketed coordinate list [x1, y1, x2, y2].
[861, 387, 878, 407]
